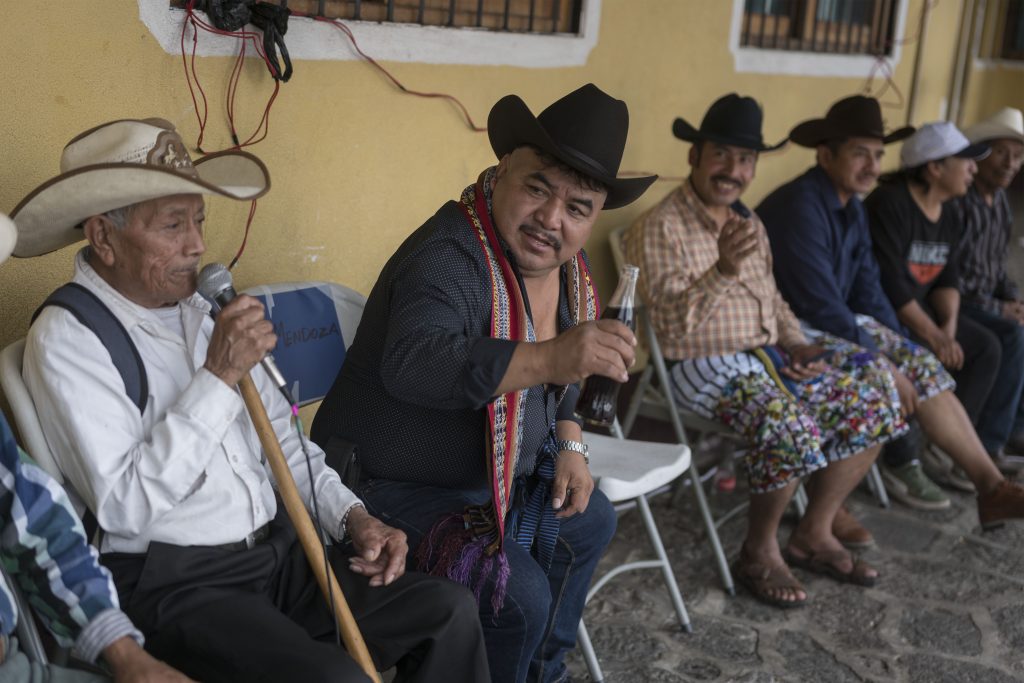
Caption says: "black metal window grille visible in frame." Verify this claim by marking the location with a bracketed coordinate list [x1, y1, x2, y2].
[1001, 0, 1024, 59]
[173, 0, 584, 34]
[740, 0, 899, 55]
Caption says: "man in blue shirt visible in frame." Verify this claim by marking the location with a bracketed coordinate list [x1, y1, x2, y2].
[0, 211, 191, 682]
[759, 96, 1024, 525]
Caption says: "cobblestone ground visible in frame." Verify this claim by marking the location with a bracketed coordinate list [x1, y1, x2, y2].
[564, 457, 1024, 683]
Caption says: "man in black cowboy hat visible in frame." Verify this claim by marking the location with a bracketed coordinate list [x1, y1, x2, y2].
[624, 94, 912, 608]
[759, 97, 1024, 531]
[19, 118, 489, 683]
[312, 83, 654, 683]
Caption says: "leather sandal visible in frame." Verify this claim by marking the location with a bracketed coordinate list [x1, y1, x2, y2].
[832, 504, 874, 550]
[784, 539, 879, 587]
[731, 548, 808, 609]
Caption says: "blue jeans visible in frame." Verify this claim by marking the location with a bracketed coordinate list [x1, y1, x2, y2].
[963, 305, 1024, 451]
[358, 478, 616, 683]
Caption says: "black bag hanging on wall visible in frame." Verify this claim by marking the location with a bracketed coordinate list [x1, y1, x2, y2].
[194, 0, 293, 82]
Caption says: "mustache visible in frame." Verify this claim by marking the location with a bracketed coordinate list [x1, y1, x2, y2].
[521, 225, 562, 251]
[711, 175, 743, 188]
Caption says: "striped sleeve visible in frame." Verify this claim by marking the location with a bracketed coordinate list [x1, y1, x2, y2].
[0, 414, 142, 662]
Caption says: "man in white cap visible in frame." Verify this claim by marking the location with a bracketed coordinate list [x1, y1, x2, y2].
[865, 123, 1014, 474]
[0, 213, 191, 682]
[953, 108, 1024, 461]
[15, 119, 488, 682]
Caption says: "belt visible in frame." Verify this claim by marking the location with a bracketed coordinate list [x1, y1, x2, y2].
[215, 523, 271, 552]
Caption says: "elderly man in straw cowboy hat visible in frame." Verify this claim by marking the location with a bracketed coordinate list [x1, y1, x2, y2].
[952, 108, 1024, 460]
[0, 213, 190, 682]
[623, 94, 912, 609]
[15, 118, 489, 683]
[312, 83, 654, 683]
[759, 96, 1024, 533]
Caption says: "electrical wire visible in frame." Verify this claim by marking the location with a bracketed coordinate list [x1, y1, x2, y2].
[228, 200, 259, 270]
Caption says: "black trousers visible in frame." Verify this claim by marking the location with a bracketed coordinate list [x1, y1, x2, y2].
[102, 513, 490, 683]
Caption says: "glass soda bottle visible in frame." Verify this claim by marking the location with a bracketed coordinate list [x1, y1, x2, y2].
[574, 264, 639, 426]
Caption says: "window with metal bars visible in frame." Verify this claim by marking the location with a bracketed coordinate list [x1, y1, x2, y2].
[999, 0, 1024, 59]
[173, 0, 583, 34]
[740, 0, 899, 56]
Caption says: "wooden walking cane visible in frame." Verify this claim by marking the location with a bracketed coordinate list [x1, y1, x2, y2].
[237, 375, 381, 683]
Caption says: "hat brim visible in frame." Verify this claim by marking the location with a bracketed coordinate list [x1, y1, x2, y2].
[0, 213, 15, 265]
[789, 118, 914, 147]
[965, 121, 1024, 145]
[11, 151, 270, 257]
[672, 117, 787, 152]
[488, 95, 656, 210]
[954, 142, 991, 161]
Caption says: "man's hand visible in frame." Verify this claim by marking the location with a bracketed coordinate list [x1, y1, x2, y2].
[716, 217, 759, 278]
[203, 295, 277, 386]
[551, 452, 594, 519]
[103, 637, 195, 683]
[346, 506, 408, 587]
[924, 329, 964, 370]
[780, 344, 829, 381]
[536, 319, 636, 387]
[1001, 300, 1024, 325]
[889, 364, 919, 417]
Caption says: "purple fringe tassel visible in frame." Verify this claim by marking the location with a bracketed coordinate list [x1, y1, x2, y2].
[415, 513, 511, 614]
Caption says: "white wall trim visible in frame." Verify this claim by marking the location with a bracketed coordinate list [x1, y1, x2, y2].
[728, 0, 909, 77]
[138, 0, 601, 67]
[973, 57, 1024, 71]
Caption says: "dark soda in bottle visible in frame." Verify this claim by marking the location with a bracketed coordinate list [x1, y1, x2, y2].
[575, 265, 639, 426]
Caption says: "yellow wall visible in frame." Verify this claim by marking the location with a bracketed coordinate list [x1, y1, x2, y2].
[1, 0, 1017, 416]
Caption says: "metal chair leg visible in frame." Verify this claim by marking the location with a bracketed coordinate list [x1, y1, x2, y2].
[621, 364, 653, 438]
[866, 462, 890, 508]
[636, 494, 692, 632]
[687, 464, 735, 595]
[577, 621, 604, 682]
[793, 483, 808, 517]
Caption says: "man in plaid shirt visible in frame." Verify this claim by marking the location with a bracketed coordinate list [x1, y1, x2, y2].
[624, 95, 907, 608]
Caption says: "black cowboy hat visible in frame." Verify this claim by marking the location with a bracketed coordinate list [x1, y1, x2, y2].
[789, 95, 915, 148]
[672, 93, 786, 152]
[487, 84, 656, 210]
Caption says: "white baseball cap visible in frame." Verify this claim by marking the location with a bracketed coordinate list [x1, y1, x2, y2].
[900, 121, 990, 168]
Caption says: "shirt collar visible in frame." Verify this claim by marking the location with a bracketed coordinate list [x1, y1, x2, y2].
[678, 177, 746, 234]
[808, 165, 863, 224]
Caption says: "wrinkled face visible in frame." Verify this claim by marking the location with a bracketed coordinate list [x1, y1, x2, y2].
[688, 142, 757, 209]
[91, 194, 207, 308]
[931, 156, 978, 198]
[490, 147, 607, 279]
[975, 138, 1024, 191]
[819, 137, 885, 199]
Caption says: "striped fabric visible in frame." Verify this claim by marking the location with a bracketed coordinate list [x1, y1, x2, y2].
[954, 185, 1018, 315]
[0, 412, 141, 664]
[623, 180, 806, 360]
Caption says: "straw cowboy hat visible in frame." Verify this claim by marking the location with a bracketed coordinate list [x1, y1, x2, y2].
[965, 107, 1024, 145]
[10, 118, 270, 257]
[789, 95, 914, 147]
[0, 213, 15, 266]
[487, 83, 657, 209]
[672, 93, 786, 152]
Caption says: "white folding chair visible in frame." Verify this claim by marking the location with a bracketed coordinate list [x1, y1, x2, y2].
[576, 421, 692, 682]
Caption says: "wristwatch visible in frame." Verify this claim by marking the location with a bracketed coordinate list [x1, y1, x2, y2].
[555, 439, 589, 464]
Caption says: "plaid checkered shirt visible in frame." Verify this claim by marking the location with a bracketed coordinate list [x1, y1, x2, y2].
[623, 180, 806, 360]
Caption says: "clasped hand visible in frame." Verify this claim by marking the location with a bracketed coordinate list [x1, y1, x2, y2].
[346, 506, 408, 587]
[780, 344, 829, 381]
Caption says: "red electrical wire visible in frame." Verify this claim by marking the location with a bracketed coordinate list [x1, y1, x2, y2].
[228, 200, 259, 270]
[292, 11, 486, 133]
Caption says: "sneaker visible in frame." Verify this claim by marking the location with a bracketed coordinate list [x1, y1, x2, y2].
[881, 461, 951, 510]
[922, 445, 975, 492]
[978, 479, 1024, 530]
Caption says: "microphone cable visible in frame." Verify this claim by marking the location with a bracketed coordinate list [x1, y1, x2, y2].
[291, 407, 343, 649]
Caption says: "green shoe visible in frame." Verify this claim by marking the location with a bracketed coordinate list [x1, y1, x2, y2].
[881, 461, 951, 510]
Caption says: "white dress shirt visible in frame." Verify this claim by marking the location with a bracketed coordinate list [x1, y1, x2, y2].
[23, 249, 361, 553]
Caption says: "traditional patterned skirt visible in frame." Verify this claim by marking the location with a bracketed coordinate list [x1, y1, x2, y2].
[670, 329, 909, 493]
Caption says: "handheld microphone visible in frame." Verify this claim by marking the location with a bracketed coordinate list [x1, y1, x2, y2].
[197, 263, 295, 405]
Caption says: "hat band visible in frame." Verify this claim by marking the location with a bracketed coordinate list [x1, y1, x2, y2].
[557, 144, 612, 179]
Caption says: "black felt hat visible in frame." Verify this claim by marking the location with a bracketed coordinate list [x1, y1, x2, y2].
[487, 84, 657, 210]
[789, 95, 915, 147]
[672, 93, 786, 152]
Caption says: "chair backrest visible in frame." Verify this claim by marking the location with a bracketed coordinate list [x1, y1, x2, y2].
[243, 281, 367, 407]
[0, 339, 65, 485]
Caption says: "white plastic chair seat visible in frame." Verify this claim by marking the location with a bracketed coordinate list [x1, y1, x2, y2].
[586, 432, 690, 503]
